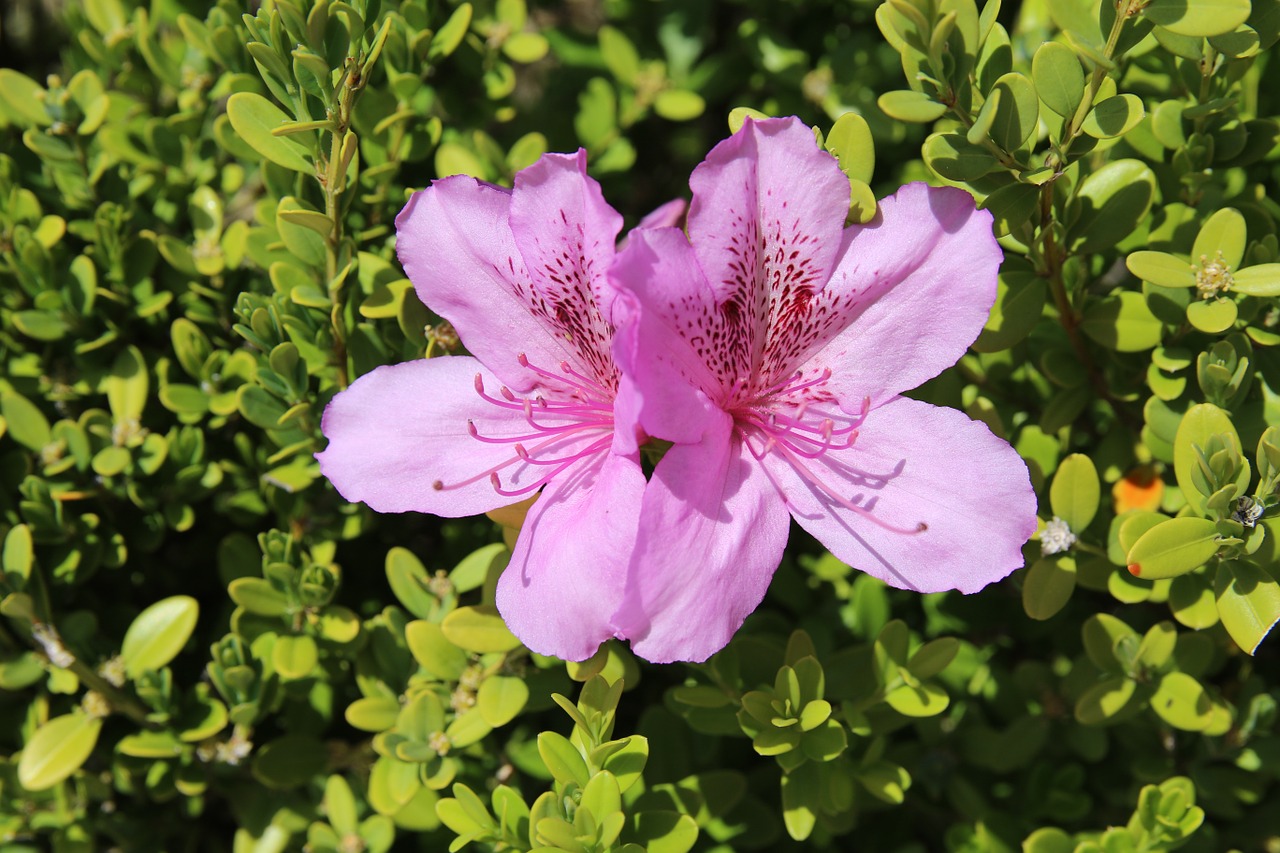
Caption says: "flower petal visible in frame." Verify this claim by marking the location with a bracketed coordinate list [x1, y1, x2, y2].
[684, 116, 852, 385]
[611, 228, 726, 444]
[761, 396, 1035, 594]
[615, 412, 791, 663]
[508, 151, 625, 385]
[497, 451, 644, 661]
[316, 356, 598, 516]
[801, 183, 1002, 408]
[396, 158, 622, 391]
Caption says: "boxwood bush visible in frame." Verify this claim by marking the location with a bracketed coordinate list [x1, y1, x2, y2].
[1, 0, 1279, 850]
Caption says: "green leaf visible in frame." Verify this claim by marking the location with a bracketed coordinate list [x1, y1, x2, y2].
[1170, 572, 1220, 629]
[1173, 403, 1247, 515]
[346, 696, 401, 732]
[1143, 0, 1251, 36]
[325, 775, 360, 836]
[1215, 561, 1280, 654]
[106, 345, 148, 424]
[1031, 41, 1084, 118]
[1069, 160, 1157, 254]
[120, 595, 199, 678]
[1126, 517, 1221, 580]
[429, 3, 473, 60]
[1024, 827, 1075, 853]
[0, 69, 51, 126]
[1082, 94, 1144, 138]
[1023, 555, 1077, 620]
[503, 31, 548, 63]
[1050, 453, 1101, 532]
[974, 269, 1046, 352]
[599, 735, 648, 792]
[988, 72, 1039, 152]
[654, 90, 706, 121]
[385, 547, 436, 619]
[632, 811, 698, 853]
[982, 182, 1041, 238]
[908, 637, 960, 679]
[13, 311, 70, 341]
[405, 620, 468, 681]
[1, 392, 51, 450]
[780, 762, 819, 840]
[1074, 676, 1138, 725]
[17, 713, 103, 791]
[598, 25, 640, 84]
[825, 112, 875, 184]
[886, 681, 949, 717]
[435, 141, 487, 179]
[226, 92, 313, 174]
[1192, 207, 1247, 269]
[2, 524, 34, 586]
[1186, 297, 1237, 334]
[922, 132, 998, 182]
[1150, 672, 1213, 731]
[228, 577, 291, 617]
[1082, 613, 1139, 673]
[276, 197, 327, 268]
[1127, 251, 1196, 288]
[536, 732, 589, 788]
[477, 676, 529, 727]
[877, 90, 948, 123]
[1232, 264, 1280, 296]
[441, 606, 521, 653]
[1081, 291, 1163, 352]
[272, 634, 318, 679]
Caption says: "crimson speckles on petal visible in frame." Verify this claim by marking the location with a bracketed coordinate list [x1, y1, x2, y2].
[317, 149, 650, 663]
[610, 116, 1038, 663]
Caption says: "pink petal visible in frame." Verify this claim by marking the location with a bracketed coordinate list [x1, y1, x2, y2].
[611, 228, 726, 444]
[635, 198, 688, 231]
[615, 412, 791, 663]
[497, 452, 644, 661]
[801, 182, 1002, 409]
[684, 117, 852, 385]
[395, 157, 623, 391]
[316, 356, 597, 516]
[761, 396, 1035, 594]
[508, 151, 625, 385]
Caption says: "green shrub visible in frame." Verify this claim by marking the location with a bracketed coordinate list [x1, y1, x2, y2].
[1, 0, 1278, 850]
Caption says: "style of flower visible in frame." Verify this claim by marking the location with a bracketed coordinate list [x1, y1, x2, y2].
[611, 117, 1037, 663]
[317, 151, 670, 661]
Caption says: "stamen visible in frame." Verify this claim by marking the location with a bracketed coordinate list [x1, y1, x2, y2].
[766, 367, 833, 399]
[514, 436, 612, 466]
[467, 418, 612, 445]
[517, 353, 611, 402]
[742, 429, 925, 536]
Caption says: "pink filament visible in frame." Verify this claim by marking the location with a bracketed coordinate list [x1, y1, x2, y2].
[738, 375, 923, 536]
[432, 358, 614, 495]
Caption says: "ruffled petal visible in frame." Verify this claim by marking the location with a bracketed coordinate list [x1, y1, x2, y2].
[684, 117, 852, 384]
[800, 183, 1003, 409]
[316, 356, 603, 517]
[508, 151, 625, 385]
[761, 396, 1035, 594]
[615, 412, 791, 663]
[611, 228, 725, 444]
[497, 451, 644, 661]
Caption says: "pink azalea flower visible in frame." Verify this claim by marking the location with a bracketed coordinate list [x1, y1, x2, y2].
[316, 152, 673, 661]
[611, 117, 1037, 663]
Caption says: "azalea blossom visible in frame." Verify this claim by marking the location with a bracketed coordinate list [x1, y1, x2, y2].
[611, 117, 1037, 663]
[316, 151, 670, 661]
